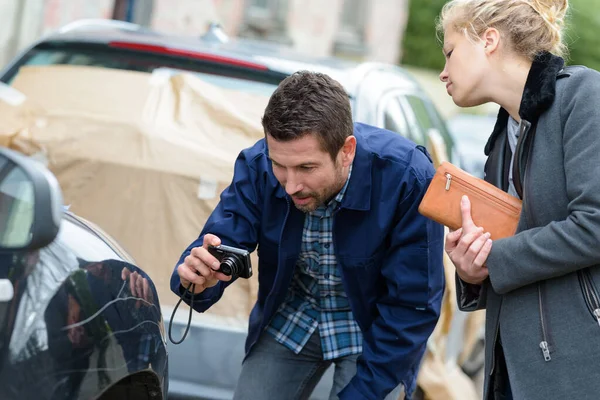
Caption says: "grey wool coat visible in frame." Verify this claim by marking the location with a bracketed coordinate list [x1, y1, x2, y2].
[457, 52, 600, 400]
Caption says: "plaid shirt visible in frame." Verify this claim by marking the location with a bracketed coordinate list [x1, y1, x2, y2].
[266, 167, 362, 360]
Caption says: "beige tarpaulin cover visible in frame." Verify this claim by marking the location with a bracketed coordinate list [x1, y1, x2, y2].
[0, 65, 485, 398]
[0, 64, 267, 319]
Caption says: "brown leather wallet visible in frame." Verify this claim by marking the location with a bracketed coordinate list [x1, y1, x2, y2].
[418, 161, 522, 240]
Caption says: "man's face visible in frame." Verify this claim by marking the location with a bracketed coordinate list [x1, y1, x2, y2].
[266, 133, 355, 213]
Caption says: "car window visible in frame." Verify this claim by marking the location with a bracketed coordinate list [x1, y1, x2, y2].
[397, 96, 427, 145]
[381, 96, 411, 139]
[425, 100, 452, 138]
[405, 95, 435, 131]
[25, 49, 92, 66]
[0, 160, 34, 248]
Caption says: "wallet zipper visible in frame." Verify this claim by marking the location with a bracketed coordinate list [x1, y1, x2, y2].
[445, 173, 452, 190]
[444, 173, 520, 215]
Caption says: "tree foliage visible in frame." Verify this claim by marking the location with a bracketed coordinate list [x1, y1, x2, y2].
[401, 0, 448, 71]
[565, 0, 600, 70]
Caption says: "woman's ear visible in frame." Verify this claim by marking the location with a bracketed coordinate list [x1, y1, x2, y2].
[482, 27, 501, 54]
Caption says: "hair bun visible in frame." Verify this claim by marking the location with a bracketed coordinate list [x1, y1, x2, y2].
[529, 0, 568, 25]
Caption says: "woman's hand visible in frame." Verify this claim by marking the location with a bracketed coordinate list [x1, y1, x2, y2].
[445, 195, 493, 285]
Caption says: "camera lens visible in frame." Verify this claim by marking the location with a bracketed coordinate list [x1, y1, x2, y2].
[219, 254, 241, 278]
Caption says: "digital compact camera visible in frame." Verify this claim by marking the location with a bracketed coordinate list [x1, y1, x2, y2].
[207, 244, 253, 279]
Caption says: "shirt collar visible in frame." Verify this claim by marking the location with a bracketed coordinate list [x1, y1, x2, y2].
[333, 164, 352, 205]
[312, 164, 352, 215]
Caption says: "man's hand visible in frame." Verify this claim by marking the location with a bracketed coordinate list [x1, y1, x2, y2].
[176, 234, 232, 294]
[445, 195, 492, 285]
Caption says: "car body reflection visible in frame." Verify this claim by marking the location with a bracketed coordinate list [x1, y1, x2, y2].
[0, 212, 168, 400]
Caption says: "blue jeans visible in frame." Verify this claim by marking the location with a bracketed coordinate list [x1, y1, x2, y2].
[233, 329, 405, 400]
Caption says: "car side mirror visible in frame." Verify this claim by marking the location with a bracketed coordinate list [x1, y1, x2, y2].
[0, 147, 63, 251]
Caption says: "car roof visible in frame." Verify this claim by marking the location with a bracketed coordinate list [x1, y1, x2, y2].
[35, 19, 421, 95]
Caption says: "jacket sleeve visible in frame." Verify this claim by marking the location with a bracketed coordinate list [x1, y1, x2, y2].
[169, 147, 262, 312]
[456, 276, 487, 311]
[487, 68, 600, 294]
[339, 152, 445, 400]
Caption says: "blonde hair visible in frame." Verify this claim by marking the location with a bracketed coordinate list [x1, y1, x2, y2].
[437, 0, 569, 60]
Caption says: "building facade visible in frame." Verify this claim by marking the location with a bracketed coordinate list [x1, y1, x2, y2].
[0, 0, 409, 68]
[148, 0, 409, 64]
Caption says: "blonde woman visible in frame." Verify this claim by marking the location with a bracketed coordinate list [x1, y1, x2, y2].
[438, 1, 600, 399]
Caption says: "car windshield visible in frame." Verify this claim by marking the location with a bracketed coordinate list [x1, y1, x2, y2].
[5, 46, 279, 98]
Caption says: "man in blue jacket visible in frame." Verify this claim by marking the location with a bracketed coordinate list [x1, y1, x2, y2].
[171, 71, 445, 399]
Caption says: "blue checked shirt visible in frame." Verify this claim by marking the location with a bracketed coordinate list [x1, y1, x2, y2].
[266, 167, 362, 360]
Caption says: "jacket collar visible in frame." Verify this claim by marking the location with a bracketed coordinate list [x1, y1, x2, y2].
[484, 52, 565, 155]
[340, 134, 372, 211]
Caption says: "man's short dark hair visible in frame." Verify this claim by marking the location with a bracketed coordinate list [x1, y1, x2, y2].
[262, 71, 353, 160]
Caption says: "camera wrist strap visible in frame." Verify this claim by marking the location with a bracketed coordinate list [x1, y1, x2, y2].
[168, 282, 195, 345]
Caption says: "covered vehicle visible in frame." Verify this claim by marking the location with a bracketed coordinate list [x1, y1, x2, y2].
[0, 64, 268, 323]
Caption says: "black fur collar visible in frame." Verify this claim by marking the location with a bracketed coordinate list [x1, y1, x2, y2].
[484, 52, 565, 155]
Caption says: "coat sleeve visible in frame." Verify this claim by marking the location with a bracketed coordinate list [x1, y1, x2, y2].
[456, 276, 487, 311]
[169, 147, 262, 312]
[487, 68, 600, 294]
[339, 150, 445, 400]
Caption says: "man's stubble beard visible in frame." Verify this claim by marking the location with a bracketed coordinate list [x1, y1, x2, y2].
[293, 167, 346, 213]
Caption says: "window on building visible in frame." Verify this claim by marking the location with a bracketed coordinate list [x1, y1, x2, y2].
[112, 0, 154, 26]
[333, 0, 367, 58]
[239, 0, 290, 44]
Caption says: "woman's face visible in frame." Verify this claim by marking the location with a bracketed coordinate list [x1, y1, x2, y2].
[439, 27, 491, 107]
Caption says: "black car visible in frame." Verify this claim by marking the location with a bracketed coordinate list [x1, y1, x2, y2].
[0, 146, 168, 399]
